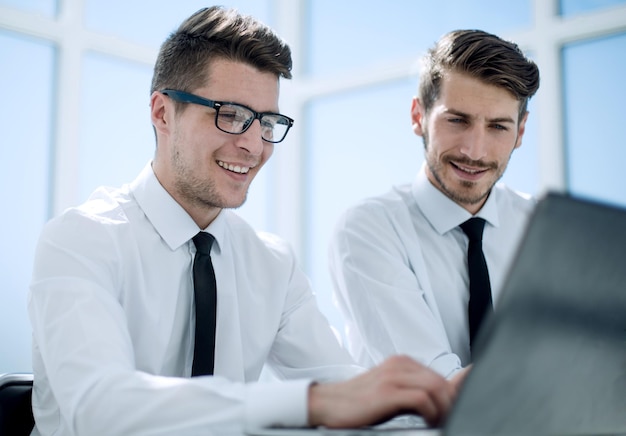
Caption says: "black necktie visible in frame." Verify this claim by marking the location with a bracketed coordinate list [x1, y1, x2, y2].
[460, 217, 493, 354]
[191, 232, 217, 376]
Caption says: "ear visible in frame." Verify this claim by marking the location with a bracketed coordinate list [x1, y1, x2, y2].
[514, 111, 529, 149]
[150, 91, 171, 136]
[411, 97, 426, 137]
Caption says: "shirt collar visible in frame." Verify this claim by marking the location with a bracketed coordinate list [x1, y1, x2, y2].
[130, 162, 225, 253]
[412, 164, 501, 235]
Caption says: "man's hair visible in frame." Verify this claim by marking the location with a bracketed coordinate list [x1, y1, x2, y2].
[150, 6, 292, 96]
[418, 29, 540, 121]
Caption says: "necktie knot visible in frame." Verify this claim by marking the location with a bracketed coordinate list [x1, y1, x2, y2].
[193, 232, 215, 255]
[460, 217, 486, 242]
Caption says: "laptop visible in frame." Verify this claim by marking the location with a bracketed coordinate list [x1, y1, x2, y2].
[444, 191, 626, 435]
[248, 192, 626, 436]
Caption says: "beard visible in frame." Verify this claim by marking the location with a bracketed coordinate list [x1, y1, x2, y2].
[422, 130, 510, 207]
[170, 145, 249, 211]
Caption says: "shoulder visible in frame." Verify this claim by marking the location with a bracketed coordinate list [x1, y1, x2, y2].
[222, 211, 297, 264]
[34, 186, 136, 281]
[44, 186, 134, 239]
[338, 184, 413, 226]
[493, 183, 536, 216]
[330, 185, 419, 255]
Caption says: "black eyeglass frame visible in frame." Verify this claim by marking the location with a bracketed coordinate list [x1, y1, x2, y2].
[160, 89, 294, 144]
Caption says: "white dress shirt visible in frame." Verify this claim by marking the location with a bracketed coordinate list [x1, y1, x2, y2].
[329, 166, 535, 378]
[29, 162, 359, 436]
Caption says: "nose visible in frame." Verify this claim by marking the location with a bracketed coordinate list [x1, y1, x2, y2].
[236, 119, 265, 156]
[460, 125, 488, 161]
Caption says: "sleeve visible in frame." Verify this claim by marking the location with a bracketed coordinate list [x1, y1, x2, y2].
[257, 232, 365, 383]
[27, 212, 314, 435]
[328, 202, 463, 378]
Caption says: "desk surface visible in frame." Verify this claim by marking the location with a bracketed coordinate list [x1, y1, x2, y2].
[246, 427, 440, 436]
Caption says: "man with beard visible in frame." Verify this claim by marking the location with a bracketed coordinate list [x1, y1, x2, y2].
[329, 29, 540, 381]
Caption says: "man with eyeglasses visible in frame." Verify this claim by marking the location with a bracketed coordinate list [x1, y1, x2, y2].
[329, 30, 540, 382]
[28, 6, 459, 436]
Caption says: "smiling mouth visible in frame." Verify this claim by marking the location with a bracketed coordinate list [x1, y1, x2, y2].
[217, 160, 254, 174]
[450, 161, 489, 175]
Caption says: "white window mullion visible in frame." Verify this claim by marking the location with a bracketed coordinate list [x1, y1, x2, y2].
[269, 0, 307, 258]
[51, 0, 85, 215]
[533, 0, 567, 194]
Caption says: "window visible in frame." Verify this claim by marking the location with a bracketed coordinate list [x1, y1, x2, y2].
[78, 52, 153, 203]
[563, 32, 626, 207]
[0, 30, 54, 371]
[560, 0, 626, 16]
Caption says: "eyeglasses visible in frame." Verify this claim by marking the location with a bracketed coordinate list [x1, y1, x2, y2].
[161, 89, 294, 144]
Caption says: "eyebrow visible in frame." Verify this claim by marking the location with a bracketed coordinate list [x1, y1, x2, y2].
[445, 108, 516, 124]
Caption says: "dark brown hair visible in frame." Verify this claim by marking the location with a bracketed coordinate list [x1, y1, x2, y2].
[418, 29, 540, 121]
[150, 6, 292, 96]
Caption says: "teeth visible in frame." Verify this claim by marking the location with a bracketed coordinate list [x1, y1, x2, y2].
[456, 163, 484, 174]
[218, 160, 251, 174]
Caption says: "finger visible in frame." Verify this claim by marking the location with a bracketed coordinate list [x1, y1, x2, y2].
[386, 357, 456, 419]
[392, 387, 441, 426]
